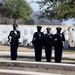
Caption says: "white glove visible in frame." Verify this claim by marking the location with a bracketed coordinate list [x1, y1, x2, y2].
[8, 37, 11, 42]
[14, 31, 17, 35]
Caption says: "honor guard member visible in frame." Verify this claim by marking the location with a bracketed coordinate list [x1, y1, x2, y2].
[8, 24, 20, 60]
[44, 27, 54, 62]
[53, 27, 65, 63]
[32, 26, 44, 61]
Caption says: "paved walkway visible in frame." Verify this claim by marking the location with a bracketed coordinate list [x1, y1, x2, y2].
[0, 69, 63, 75]
[0, 51, 75, 60]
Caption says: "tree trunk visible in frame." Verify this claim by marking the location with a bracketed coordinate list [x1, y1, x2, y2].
[13, 18, 16, 24]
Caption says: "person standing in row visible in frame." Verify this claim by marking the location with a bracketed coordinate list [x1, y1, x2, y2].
[43, 27, 54, 62]
[32, 26, 44, 61]
[53, 27, 65, 63]
[8, 24, 20, 60]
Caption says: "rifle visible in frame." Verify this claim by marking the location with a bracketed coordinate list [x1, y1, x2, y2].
[62, 30, 66, 34]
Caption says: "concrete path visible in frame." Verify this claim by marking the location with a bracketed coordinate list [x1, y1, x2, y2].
[0, 69, 63, 75]
[0, 51, 75, 60]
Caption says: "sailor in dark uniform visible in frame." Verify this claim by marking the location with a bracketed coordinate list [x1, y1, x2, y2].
[8, 24, 20, 60]
[44, 27, 54, 62]
[53, 27, 65, 63]
[32, 26, 44, 61]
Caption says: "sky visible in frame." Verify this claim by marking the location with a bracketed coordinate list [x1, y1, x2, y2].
[26, 0, 40, 11]
[0, 0, 40, 11]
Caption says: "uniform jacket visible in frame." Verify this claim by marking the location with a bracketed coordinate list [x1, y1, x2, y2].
[8, 30, 20, 45]
[32, 32, 44, 46]
[43, 33, 54, 47]
[53, 33, 65, 48]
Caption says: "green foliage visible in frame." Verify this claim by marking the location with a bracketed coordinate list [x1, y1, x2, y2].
[55, 1, 75, 21]
[0, 0, 33, 23]
[25, 18, 35, 25]
[38, 0, 69, 9]
[38, 0, 75, 21]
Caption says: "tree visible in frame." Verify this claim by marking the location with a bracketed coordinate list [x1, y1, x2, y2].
[55, 1, 75, 21]
[25, 18, 35, 25]
[37, 0, 75, 21]
[0, 0, 33, 24]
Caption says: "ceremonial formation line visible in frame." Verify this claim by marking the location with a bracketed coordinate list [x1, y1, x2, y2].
[0, 25, 74, 49]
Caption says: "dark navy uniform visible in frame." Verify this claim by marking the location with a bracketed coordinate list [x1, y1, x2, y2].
[32, 26, 44, 61]
[53, 27, 65, 63]
[44, 27, 54, 62]
[8, 24, 20, 60]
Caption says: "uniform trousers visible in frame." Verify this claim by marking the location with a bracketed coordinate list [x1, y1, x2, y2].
[54, 47, 62, 63]
[34, 44, 43, 61]
[10, 44, 18, 60]
[45, 46, 52, 62]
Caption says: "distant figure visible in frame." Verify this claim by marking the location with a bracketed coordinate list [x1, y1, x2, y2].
[43, 27, 54, 62]
[32, 26, 44, 61]
[53, 27, 65, 63]
[8, 24, 20, 60]
[68, 27, 75, 49]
